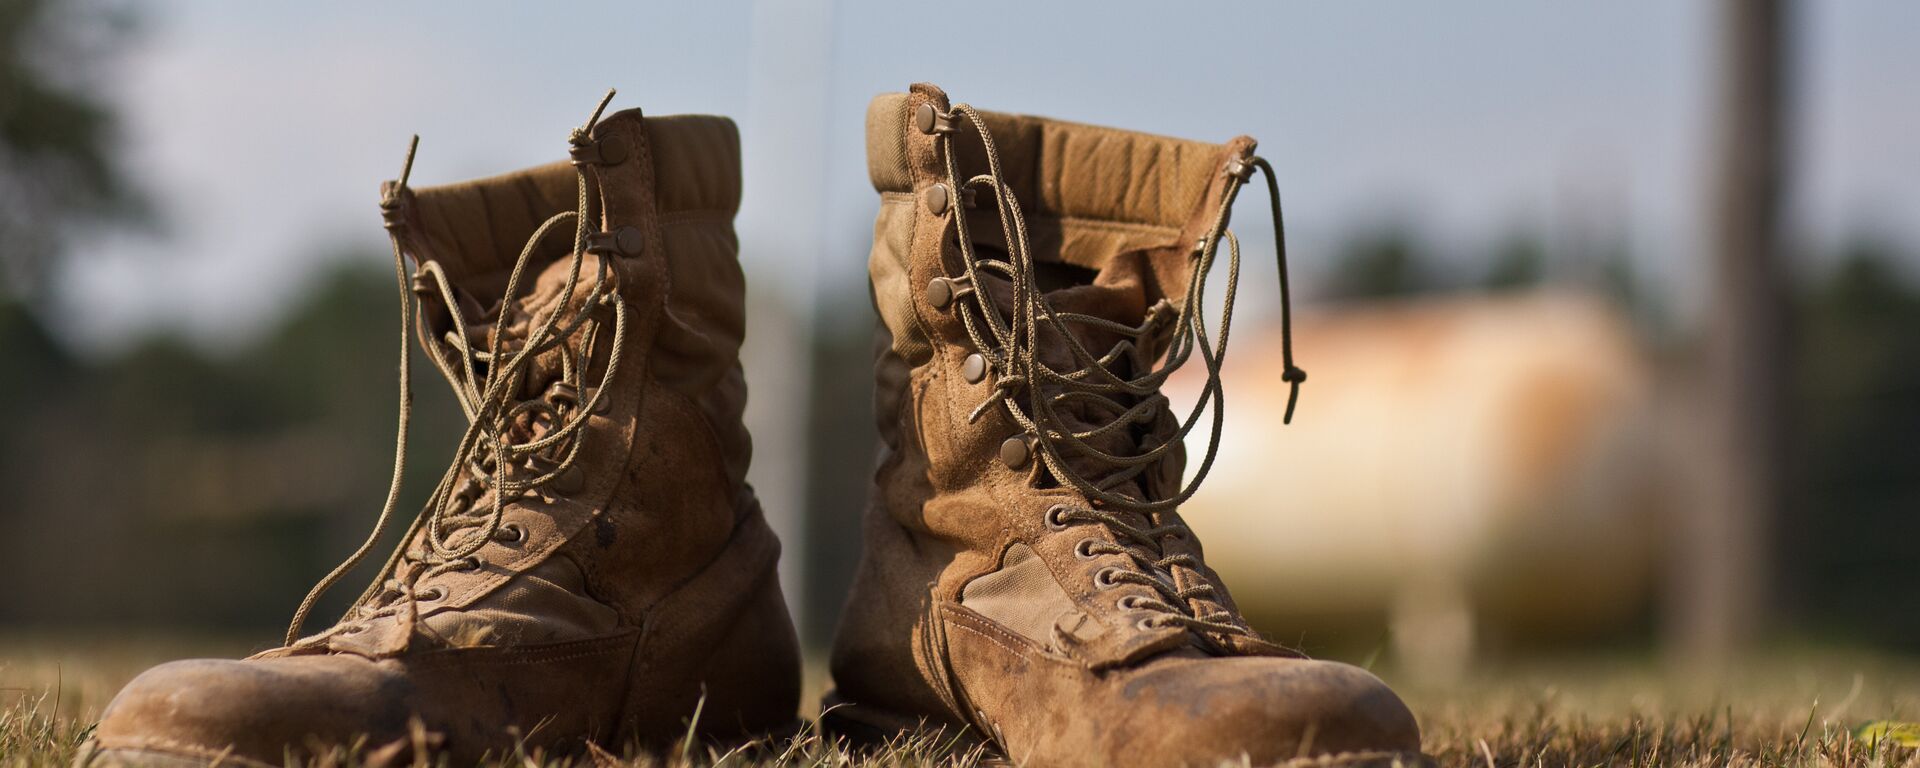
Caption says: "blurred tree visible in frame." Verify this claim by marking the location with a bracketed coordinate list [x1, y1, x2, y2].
[1482, 231, 1547, 291]
[0, 298, 73, 404]
[1787, 243, 1920, 648]
[0, 0, 144, 302]
[1326, 226, 1431, 300]
[799, 291, 879, 646]
[0, 254, 463, 631]
[238, 260, 466, 623]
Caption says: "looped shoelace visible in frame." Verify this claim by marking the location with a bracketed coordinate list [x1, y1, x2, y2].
[282, 90, 628, 645]
[933, 103, 1303, 641]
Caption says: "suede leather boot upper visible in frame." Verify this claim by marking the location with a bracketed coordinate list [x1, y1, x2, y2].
[84, 98, 800, 766]
[826, 83, 1425, 767]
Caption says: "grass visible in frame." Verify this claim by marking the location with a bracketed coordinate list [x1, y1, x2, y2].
[3, 634, 1918, 767]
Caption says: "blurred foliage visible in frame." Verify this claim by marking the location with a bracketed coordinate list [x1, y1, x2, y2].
[0, 259, 462, 633]
[0, 0, 146, 300]
[1326, 225, 1431, 300]
[1482, 230, 1547, 291]
[799, 296, 878, 645]
[1325, 225, 1649, 328]
[1784, 240, 1920, 649]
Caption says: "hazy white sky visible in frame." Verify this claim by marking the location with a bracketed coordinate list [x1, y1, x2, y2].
[57, 0, 1920, 350]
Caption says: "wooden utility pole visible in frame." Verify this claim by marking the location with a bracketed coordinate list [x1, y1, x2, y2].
[1678, 0, 1793, 662]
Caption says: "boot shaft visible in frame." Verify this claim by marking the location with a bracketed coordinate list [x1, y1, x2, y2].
[295, 108, 766, 659]
[389, 113, 751, 491]
[864, 83, 1255, 527]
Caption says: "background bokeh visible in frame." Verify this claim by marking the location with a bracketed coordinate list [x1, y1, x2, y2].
[2, 0, 1915, 685]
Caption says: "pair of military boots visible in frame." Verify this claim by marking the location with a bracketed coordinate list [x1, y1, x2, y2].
[82, 84, 1423, 767]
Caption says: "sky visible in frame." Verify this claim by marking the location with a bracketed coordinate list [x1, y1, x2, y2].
[56, 0, 1920, 351]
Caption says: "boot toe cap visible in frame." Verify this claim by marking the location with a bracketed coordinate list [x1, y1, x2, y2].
[1118, 657, 1423, 764]
[87, 656, 411, 765]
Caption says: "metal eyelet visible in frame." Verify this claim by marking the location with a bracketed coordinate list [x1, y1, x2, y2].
[1074, 539, 1100, 560]
[1045, 504, 1071, 531]
[1163, 528, 1189, 542]
[1135, 617, 1163, 632]
[1224, 155, 1255, 182]
[493, 523, 526, 544]
[416, 585, 447, 602]
[1095, 567, 1122, 589]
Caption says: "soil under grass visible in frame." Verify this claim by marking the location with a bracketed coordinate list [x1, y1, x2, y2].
[3, 634, 1916, 767]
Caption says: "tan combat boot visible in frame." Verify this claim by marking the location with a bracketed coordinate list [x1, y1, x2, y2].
[824, 83, 1425, 767]
[83, 93, 800, 765]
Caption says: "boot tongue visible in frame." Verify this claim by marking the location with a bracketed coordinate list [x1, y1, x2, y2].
[456, 254, 609, 406]
[400, 255, 607, 560]
[1002, 274, 1176, 503]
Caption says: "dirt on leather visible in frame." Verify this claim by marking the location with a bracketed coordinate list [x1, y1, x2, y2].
[4, 636, 1918, 767]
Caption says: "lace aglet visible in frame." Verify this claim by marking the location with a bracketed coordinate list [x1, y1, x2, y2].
[398, 135, 420, 187]
[1281, 366, 1306, 425]
[583, 88, 617, 133]
[382, 135, 421, 213]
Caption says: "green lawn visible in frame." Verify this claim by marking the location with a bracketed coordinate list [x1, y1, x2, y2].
[4, 635, 1917, 766]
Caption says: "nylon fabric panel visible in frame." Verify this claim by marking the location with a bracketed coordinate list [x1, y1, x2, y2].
[866, 93, 914, 194]
[406, 161, 580, 295]
[869, 197, 930, 367]
[645, 116, 742, 215]
[958, 543, 1081, 647]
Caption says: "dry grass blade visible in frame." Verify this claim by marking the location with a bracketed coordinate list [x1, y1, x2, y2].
[4, 642, 1920, 767]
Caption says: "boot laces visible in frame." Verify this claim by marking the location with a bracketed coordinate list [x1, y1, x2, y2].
[933, 103, 1304, 641]
[281, 91, 629, 645]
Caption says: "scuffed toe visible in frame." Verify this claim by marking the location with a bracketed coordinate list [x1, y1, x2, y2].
[86, 656, 412, 766]
[1114, 656, 1422, 764]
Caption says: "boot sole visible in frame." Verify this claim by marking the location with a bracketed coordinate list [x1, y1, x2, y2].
[818, 689, 989, 752]
[819, 689, 1433, 768]
[75, 718, 809, 768]
[74, 744, 277, 768]
[1268, 752, 1438, 768]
